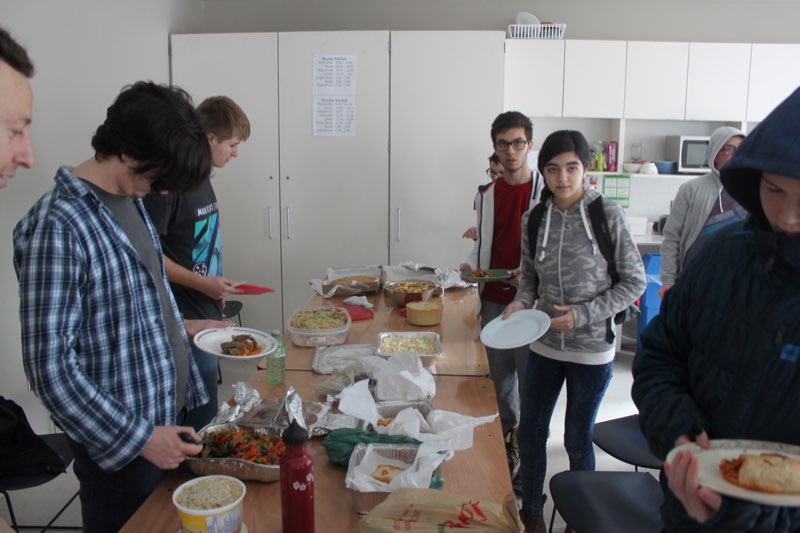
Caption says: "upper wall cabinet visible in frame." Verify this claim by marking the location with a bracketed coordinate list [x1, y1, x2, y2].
[504, 40, 564, 117]
[747, 44, 800, 122]
[624, 41, 689, 120]
[563, 40, 626, 118]
[685, 43, 751, 121]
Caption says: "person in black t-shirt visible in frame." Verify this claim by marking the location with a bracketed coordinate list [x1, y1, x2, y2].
[144, 96, 251, 430]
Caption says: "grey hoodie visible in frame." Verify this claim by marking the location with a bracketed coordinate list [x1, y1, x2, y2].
[659, 126, 746, 285]
[514, 187, 646, 358]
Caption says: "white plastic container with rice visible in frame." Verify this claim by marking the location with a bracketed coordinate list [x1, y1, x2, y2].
[173, 475, 246, 533]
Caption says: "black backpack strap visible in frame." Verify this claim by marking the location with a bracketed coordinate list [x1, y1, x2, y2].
[527, 202, 547, 295]
[588, 197, 619, 284]
[587, 197, 619, 344]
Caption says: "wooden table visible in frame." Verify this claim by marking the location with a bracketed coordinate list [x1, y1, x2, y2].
[121, 370, 510, 532]
[271, 286, 488, 376]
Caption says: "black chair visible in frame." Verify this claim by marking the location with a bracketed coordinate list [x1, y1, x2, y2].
[218, 300, 245, 383]
[548, 470, 663, 533]
[0, 433, 80, 531]
[592, 414, 661, 471]
[222, 300, 244, 327]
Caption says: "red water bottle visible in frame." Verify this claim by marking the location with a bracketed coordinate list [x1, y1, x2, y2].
[280, 420, 314, 533]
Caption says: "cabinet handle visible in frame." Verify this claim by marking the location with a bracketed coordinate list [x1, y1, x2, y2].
[396, 208, 401, 242]
[266, 206, 273, 239]
[286, 206, 291, 240]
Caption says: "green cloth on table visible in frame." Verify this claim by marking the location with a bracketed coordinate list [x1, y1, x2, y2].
[323, 428, 420, 466]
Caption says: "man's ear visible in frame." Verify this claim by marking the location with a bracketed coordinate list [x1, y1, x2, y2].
[206, 132, 217, 145]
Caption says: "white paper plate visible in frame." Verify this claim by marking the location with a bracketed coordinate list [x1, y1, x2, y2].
[480, 309, 550, 349]
[193, 327, 277, 361]
[666, 439, 800, 507]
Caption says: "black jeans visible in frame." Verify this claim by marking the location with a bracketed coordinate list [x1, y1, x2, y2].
[66, 437, 165, 532]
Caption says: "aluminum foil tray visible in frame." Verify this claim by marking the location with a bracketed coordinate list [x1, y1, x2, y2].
[346, 443, 422, 514]
[312, 343, 376, 374]
[187, 423, 281, 483]
[374, 331, 442, 366]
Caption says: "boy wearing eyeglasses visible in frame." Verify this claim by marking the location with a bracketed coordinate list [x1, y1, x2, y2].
[459, 111, 543, 490]
[462, 153, 505, 240]
[659, 126, 746, 298]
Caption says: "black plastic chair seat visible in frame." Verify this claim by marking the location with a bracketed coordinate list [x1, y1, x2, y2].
[0, 432, 80, 531]
[593, 414, 662, 470]
[0, 433, 72, 491]
[222, 300, 243, 319]
[549, 470, 663, 533]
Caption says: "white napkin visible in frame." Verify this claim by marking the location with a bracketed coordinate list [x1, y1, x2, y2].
[372, 353, 436, 401]
[343, 295, 374, 309]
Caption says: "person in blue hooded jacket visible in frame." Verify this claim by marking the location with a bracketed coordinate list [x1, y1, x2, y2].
[632, 86, 800, 532]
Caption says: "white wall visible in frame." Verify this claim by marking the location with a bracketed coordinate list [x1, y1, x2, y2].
[1, 0, 799, 425]
[198, 0, 800, 43]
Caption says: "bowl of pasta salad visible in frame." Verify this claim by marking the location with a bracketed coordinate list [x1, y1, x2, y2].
[287, 306, 352, 347]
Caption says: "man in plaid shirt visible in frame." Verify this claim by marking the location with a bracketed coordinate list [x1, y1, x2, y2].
[13, 81, 232, 532]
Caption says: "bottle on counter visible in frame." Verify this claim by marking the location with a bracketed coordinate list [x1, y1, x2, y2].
[267, 330, 286, 385]
[594, 140, 605, 172]
[280, 420, 314, 533]
[605, 141, 618, 172]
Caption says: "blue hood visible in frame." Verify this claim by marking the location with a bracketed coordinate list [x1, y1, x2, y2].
[721, 86, 800, 230]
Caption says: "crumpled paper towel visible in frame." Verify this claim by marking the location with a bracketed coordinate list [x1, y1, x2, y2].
[343, 295, 374, 309]
[379, 407, 497, 452]
[366, 353, 436, 401]
[339, 381, 497, 453]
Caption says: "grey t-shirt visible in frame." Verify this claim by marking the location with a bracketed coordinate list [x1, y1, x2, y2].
[83, 181, 190, 415]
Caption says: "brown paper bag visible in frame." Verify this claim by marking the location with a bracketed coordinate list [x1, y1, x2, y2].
[356, 488, 524, 532]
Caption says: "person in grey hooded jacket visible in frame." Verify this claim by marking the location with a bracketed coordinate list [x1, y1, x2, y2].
[633, 86, 800, 532]
[504, 130, 646, 533]
[659, 126, 746, 297]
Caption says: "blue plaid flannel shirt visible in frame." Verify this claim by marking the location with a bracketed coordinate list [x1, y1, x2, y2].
[13, 166, 209, 472]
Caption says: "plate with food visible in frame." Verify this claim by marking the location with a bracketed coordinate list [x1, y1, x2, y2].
[193, 326, 278, 360]
[480, 309, 550, 349]
[666, 439, 800, 506]
[460, 268, 514, 283]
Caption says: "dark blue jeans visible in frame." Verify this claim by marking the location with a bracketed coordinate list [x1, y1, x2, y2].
[519, 350, 613, 515]
[66, 437, 166, 532]
[185, 343, 219, 431]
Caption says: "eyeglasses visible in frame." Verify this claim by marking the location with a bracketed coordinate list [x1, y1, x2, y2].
[719, 145, 738, 157]
[485, 168, 502, 179]
[494, 138, 528, 152]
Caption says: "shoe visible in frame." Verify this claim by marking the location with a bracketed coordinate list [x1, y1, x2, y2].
[504, 426, 521, 478]
[521, 512, 546, 533]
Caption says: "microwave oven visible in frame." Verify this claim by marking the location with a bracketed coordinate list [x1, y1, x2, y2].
[665, 135, 710, 174]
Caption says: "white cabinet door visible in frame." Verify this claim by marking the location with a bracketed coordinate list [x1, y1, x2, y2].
[625, 41, 689, 120]
[171, 33, 283, 334]
[685, 43, 751, 121]
[390, 31, 505, 268]
[563, 40, 627, 118]
[747, 43, 800, 122]
[504, 39, 564, 117]
[278, 32, 390, 318]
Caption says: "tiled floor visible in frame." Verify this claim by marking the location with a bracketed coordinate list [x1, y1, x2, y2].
[2, 337, 655, 532]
